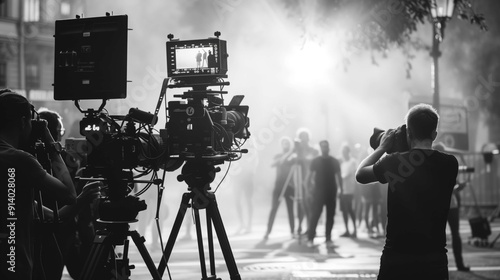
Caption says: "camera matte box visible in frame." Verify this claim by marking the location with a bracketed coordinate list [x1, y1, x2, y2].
[53, 15, 128, 100]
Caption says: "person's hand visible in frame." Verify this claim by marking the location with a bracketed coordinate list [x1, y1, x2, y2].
[39, 119, 56, 145]
[379, 128, 396, 152]
[78, 181, 101, 204]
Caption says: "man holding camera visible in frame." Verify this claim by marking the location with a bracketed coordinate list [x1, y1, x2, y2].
[356, 104, 458, 280]
[0, 90, 77, 280]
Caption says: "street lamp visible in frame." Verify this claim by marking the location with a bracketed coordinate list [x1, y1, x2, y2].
[429, 0, 456, 113]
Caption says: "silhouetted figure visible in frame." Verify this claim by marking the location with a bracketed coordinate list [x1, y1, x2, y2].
[232, 148, 258, 234]
[0, 90, 77, 280]
[35, 108, 100, 280]
[447, 182, 470, 271]
[202, 50, 207, 67]
[356, 104, 458, 280]
[305, 140, 342, 247]
[360, 182, 382, 238]
[294, 128, 318, 237]
[207, 50, 216, 68]
[340, 144, 357, 238]
[196, 51, 202, 68]
[264, 137, 295, 240]
[433, 143, 471, 272]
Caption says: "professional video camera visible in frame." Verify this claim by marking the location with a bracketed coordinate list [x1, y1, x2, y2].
[53, 13, 249, 279]
[160, 32, 250, 161]
[53, 14, 250, 220]
[370, 125, 409, 154]
[53, 14, 160, 222]
[52, 13, 250, 280]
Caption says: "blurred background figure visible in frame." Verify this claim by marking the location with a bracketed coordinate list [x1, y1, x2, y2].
[232, 147, 258, 234]
[264, 136, 296, 240]
[360, 181, 382, 238]
[448, 181, 470, 271]
[340, 144, 357, 238]
[305, 140, 342, 248]
[294, 128, 318, 237]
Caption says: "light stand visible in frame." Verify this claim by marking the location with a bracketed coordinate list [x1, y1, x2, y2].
[429, 0, 456, 113]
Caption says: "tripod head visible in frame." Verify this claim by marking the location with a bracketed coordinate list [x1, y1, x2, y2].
[176, 159, 223, 209]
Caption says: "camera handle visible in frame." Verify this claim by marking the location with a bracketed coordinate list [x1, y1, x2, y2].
[74, 99, 107, 114]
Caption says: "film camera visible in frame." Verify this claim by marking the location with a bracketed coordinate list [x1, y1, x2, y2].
[54, 14, 154, 222]
[370, 124, 409, 154]
[162, 32, 250, 159]
[53, 15, 250, 222]
[53, 13, 249, 280]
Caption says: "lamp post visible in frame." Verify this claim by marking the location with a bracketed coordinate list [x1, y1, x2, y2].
[429, 0, 455, 113]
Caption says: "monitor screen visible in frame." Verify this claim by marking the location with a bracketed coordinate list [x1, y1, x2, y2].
[54, 15, 128, 100]
[166, 38, 227, 80]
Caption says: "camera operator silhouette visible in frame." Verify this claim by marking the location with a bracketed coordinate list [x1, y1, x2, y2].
[0, 90, 98, 280]
[35, 108, 100, 279]
[356, 103, 458, 280]
[293, 128, 318, 237]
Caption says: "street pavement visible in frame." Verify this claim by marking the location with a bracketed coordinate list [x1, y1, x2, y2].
[63, 211, 500, 280]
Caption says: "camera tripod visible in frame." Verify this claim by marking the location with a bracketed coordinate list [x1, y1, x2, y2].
[157, 159, 241, 280]
[279, 158, 311, 240]
[78, 220, 161, 280]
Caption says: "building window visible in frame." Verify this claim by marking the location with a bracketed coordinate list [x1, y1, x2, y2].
[26, 62, 40, 88]
[0, 1, 7, 18]
[24, 0, 40, 22]
[0, 62, 6, 88]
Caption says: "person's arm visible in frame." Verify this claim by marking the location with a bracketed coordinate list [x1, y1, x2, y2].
[355, 129, 395, 184]
[271, 149, 294, 167]
[41, 181, 100, 220]
[453, 181, 468, 193]
[38, 122, 77, 205]
[336, 160, 343, 194]
[304, 169, 315, 191]
[336, 173, 343, 195]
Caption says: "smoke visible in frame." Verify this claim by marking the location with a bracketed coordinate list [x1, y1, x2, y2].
[77, 0, 497, 234]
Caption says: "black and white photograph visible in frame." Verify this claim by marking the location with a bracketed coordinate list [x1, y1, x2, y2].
[0, 0, 500, 279]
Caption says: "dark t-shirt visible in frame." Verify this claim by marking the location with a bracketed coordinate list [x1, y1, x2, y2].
[373, 148, 458, 254]
[0, 139, 47, 280]
[310, 155, 341, 195]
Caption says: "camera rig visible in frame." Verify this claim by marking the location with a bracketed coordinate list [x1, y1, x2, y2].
[53, 13, 249, 280]
[159, 32, 250, 162]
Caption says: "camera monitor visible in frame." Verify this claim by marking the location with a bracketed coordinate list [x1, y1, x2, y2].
[53, 15, 128, 100]
[166, 38, 228, 80]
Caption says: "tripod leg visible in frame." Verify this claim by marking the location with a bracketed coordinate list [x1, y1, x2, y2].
[207, 192, 241, 280]
[278, 164, 295, 203]
[158, 192, 192, 276]
[129, 230, 162, 280]
[78, 234, 112, 280]
[194, 207, 209, 279]
[206, 210, 216, 276]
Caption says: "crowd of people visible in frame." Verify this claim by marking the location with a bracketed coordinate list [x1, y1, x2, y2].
[262, 104, 471, 279]
[263, 128, 387, 247]
[0, 89, 471, 279]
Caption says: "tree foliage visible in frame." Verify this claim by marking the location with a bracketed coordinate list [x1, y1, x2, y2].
[280, 0, 487, 73]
